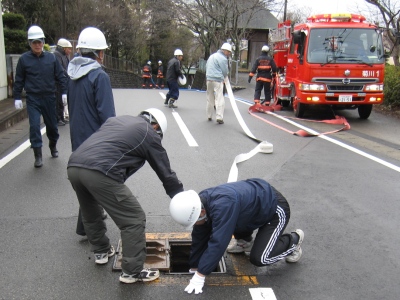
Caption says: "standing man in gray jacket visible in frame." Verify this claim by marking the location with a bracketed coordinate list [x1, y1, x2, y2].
[205, 43, 232, 124]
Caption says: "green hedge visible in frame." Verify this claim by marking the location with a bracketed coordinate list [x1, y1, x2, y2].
[2, 13, 26, 30]
[3, 13, 28, 54]
[4, 28, 27, 54]
[384, 65, 400, 108]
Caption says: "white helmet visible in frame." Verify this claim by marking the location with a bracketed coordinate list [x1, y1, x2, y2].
[57, 38, 72, 48]
[158, 60, 162, 64]
[147, 61, 151, 64]
[76, 27, 108, 50]
[262, 45, 270, 52]
[170, 190, 201, 230]
[28, 25, 45, 41]
[139, 108, 167, 138]
[174, 49, 183, 56]
[178, 75, 187, 86]
[221, 43, 232, 52]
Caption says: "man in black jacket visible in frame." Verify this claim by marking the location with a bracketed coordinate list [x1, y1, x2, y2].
[67, 108, 183, 284]
[14, 25, 67, 168]
[54, 38, 72, 126]
[164, 49, 184, 108]
[249, 45, 277, 105]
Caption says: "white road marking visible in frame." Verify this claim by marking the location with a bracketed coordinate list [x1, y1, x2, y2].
[249, 288, 277, 300]
[171, 111, 198, 147]
[0, 127, 46, 169]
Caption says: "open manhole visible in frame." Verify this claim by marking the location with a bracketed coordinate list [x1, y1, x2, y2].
[168, 241, 226, 274]
[113, 236, 226, 274]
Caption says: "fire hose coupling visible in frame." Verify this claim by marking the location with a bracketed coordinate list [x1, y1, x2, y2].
[259, 141, 273, 153]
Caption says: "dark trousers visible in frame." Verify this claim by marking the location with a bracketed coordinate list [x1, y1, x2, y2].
[157, 77, 164, 88]
[254, 80, 271, 102]
[235, 189, 297, 266]
[26, 94, 59, 148]
[68, 167, 146, 274]
[142, 77, 152, 88]
[55, 89, 65, 122]
[166, 80, 179, 101]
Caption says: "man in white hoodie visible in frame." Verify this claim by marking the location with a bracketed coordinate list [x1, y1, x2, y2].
[67, 27, 116, 236]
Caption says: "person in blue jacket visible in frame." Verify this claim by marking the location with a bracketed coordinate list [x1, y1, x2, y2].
[170, 178, 304, 295]
[14, 25, 67, 168]
[67, 27, 116, 236]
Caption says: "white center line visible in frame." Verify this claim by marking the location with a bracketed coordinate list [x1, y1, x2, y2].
[171, 111, 198, 147]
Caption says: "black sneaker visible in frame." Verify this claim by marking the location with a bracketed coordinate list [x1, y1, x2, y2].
[168, 99, 178, 108]
[216, 119, 224, 124]
[119, 268, 160, 283]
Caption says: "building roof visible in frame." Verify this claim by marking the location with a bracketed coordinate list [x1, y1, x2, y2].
[238, 8, 279, 30]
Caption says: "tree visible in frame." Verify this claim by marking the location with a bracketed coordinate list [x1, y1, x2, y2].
[363, 0, 400, 66]
[2, 13, 27, 54]
[174, 0, 277, 60]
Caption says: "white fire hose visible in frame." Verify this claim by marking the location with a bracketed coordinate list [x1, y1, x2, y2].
[224, 77, 273, 182]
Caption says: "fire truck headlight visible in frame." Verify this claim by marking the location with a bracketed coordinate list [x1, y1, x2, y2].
[299, 83, 326, 91]
[365, 84, 383, 91]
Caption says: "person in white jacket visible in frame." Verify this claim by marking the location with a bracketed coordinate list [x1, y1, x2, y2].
[205, 43, 232, 124]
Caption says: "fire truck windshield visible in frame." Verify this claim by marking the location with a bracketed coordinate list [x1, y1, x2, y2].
[307, 28, 384, 65]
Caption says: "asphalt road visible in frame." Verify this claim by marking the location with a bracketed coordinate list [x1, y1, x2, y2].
[0, 86, 399, 300]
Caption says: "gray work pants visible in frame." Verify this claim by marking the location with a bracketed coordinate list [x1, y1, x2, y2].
[67, 167, 146, 274]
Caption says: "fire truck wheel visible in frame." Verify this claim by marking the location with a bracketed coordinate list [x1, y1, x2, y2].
[281, 100, 290, 108]
[294, 102, 306, 118]
[358, 104, 373, 119]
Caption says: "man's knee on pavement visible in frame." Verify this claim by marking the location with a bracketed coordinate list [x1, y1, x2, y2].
[249, 254, 267, 267]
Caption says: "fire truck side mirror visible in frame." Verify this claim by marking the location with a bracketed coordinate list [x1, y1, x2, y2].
[293, 31, 301, 44]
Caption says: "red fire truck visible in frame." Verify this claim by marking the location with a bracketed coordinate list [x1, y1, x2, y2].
[270, 13, 385, 119]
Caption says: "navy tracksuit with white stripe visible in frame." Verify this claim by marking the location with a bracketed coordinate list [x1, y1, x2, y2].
[189, 178, 298, 275]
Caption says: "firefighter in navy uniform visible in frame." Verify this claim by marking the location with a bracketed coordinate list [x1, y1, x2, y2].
[248, 45, 277, 105]
[142, 61, 152, 88]
[156, 60, 164, 88]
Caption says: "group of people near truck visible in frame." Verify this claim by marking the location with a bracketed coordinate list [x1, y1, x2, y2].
[13, 24, 302, 294]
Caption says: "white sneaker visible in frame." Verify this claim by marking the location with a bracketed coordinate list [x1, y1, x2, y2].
[227, 239, 253, 253]
[286, 229, 304, 263]
[119, 268, 160, 283]
[94, 245, 115, 264]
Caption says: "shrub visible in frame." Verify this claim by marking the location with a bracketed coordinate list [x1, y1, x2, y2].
[3, 13, 28, 54]
[2, 13, 26, 30]
[3, 28, 27, 54]
[384, 65, 400, 108]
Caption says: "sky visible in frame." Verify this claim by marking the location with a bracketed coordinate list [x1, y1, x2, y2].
[273, 0, 380, 22]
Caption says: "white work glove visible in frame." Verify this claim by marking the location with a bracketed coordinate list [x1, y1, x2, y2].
[184, 272, 205, 295]
[63, 106, 69, 119]
[15, 100, 23, 110]
[62, 94, 67, 106]
[188, 268, 196, 274]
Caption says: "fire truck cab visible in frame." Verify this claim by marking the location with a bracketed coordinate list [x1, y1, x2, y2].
[270, 13, 385, 119]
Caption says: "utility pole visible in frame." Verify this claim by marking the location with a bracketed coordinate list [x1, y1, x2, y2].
[283, 0, 287, 21]
[61, 0, 66, 37]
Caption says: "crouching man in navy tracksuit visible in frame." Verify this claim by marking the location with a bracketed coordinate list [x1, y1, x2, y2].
[170, 178, 304, 295]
